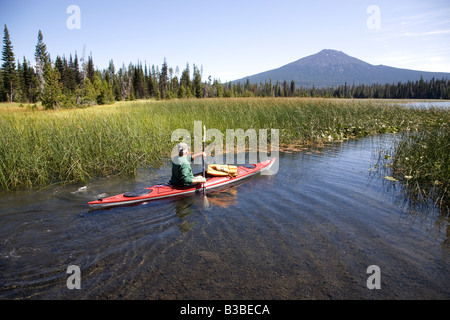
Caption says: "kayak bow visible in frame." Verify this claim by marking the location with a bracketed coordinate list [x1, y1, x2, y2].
[87, 157, 276, 209]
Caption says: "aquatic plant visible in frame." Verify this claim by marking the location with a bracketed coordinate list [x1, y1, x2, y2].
[374, 108, 449, 215]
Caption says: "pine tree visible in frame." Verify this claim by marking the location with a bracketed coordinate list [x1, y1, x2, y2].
[16, 59, 24, 102]
[54, 55, 64, 81]
[21, 57, 31, 101]
[213, 79, 223, 97]
[72, 52, 81, 85]
[41, 63, 63, 109]
[79, 77, 97, 106]
[107, 59, 115, 82]
[34, 30, 49, 96]
[97, 76, 114, 105]
[171, 74, 179, 98]
[2, 25, 17, 102]
[159, 58, 168, 99]
[65, 54, 77, 93]
[179, 63, 192, 98]
[133, 61, 146, 99]
[147, 64, 157, 99]
[290, 80, 296, 97]
[22, 57, 39, 103]
[0, 66, 3, 101]
[192, 64, 202, 98]
[107, 59, 120, 100]
[87, 54, 95, 83]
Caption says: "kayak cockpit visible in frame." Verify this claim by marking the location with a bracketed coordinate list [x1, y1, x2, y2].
[123, 188, 153, 197]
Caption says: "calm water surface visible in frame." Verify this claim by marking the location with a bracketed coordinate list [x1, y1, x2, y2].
[397, 100, 450, 109]
[0, 134, 448, 299]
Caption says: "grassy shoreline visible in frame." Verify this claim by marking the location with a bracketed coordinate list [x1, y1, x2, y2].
[0, 98, 448, 191]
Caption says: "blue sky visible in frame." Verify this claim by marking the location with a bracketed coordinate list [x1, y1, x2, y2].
[1, 0, 449, 82]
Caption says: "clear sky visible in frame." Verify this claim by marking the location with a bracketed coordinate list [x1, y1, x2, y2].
[1, 0, 449, 82]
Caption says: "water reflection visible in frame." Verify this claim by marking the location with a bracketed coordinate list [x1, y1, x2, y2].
[175, 183, 255, 234]
[207, 187, 238, 208]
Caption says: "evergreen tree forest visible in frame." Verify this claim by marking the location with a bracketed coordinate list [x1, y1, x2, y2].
[1, 25, 449, 109]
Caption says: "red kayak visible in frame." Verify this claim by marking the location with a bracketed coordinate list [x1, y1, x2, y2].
[87, 158, 276, 209]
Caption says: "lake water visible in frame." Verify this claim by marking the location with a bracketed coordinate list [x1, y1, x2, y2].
[397, 100, 450, 109]
[0, 134, 448, 299]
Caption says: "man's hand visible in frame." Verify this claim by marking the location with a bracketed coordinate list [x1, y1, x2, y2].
[193, 176, 207, 183]
[192, 152, 206, 160]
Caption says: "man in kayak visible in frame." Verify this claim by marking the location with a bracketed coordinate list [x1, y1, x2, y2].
[170, 142, 206, 187]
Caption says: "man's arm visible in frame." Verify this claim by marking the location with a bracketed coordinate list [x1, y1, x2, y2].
[191, 152, 206, 161]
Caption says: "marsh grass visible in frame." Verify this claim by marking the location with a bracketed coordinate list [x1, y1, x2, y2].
[0, 98, 448, 191]
[375, 116, 449, 215]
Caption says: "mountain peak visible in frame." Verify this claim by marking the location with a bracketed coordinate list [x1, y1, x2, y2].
[233, 49, 450, 87]
[289, 49, 370, 68]
[318, 49, 344, 55]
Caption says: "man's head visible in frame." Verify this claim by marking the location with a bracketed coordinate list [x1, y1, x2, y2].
[177, 142, 189, 156]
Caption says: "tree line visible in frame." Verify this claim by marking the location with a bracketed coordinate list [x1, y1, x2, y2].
[0, 25, 214, 108]
[1, 25, 449, 109]
[241, 77, 450, 99]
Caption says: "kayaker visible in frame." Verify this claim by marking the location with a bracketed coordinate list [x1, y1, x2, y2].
[170, 142, 206, 187]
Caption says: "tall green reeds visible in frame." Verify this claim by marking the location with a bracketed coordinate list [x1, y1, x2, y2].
[0, 98, 447, 191]
[376, 112, 449, 214]
[0, 103, 172, 190]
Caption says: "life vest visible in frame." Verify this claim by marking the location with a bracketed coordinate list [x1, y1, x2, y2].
[207, 164, 238, 177]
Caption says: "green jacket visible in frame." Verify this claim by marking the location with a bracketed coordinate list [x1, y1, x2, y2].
[170, 155, 195, 186]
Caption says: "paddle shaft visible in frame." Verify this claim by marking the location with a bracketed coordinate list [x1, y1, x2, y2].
[202, 125, 206, 194]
